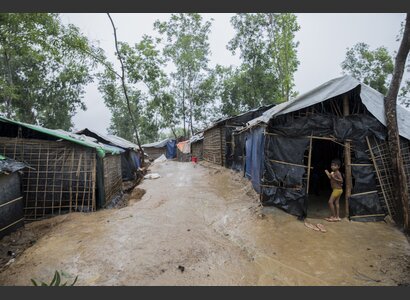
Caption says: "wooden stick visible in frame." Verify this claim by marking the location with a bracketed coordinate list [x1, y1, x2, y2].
[350, 214, 386, 219]
[306, 135, 313, 194]
[351, 190, 378, 197]
[269, 159, 312, 169]
[343, 94, 352, 218]
[34, 143, 41, 220]
[59, 148, 66, 216]
[366, 136, 393, 218]
[43, 145, 50, 218]
[75, 152, 82, 211]
[0, 218, 25, 233]
[260, 184, 302, 190]
[0, 197, 23, 209]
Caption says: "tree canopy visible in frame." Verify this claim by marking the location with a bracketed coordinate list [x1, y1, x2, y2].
[0, 13, 103, 130]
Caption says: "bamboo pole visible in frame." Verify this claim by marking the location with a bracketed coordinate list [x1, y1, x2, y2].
[349, 214, 386, 219]
[306, 135, 313, 194]
[366, 136, 393, 218]
[343, 94, 352, 218]
[269, 159, 312, 169]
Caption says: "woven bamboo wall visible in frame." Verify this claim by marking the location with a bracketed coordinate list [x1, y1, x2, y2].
[144, 147, 166, 160]
[367, 136, 410, 226]
[102, 154, 122, 206]
[0, 137, 96, 221]
[203, 126, 223, 166]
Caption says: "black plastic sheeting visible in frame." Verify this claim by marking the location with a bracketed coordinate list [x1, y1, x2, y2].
[230, 132, 246, 172]
[349, 192, 385, 222]
[121, 151, 141, 181]
[270, 114, 386, 141]
[262, 135, 309, 217]
[0, 173, 24, 238]
[260, 113, 388, 220]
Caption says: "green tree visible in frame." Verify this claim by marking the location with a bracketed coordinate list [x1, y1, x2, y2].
[154, 13, 213, 138]
[98, 35, 170, 144]
[0, 13, 103, 130]
[341, 43, 394, 95]
[227, 13, 300, 108]
[341, 42, 410, 106]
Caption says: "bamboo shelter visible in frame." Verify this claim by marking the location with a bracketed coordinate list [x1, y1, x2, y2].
[190, 133, 204, 161]
[237, 75, 410, 224]
[0, 117, 124, 221]
[202, 105, 274, 167]
[76, 128, 142, 181]
[142, 138, 177, 161]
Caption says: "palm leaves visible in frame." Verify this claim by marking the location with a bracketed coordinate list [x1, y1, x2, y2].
[31, 270, 78, 286]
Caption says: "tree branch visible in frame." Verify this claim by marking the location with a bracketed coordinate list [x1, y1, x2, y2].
[107, 13, 144, 161]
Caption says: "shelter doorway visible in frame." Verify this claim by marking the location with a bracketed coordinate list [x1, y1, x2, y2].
[306, 138, 345, 219]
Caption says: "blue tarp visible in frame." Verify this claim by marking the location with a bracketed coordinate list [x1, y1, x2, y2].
[244, 126, 265, 194]
[165, 139, 177, 159]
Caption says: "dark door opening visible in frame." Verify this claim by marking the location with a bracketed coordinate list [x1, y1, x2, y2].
[306, 139, 345, 219]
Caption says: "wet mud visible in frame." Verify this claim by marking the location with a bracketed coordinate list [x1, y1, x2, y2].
[0, 161, 409, 285]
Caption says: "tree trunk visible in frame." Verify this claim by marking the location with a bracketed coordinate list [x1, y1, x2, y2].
[384, 13, 410, 232]
[182, 77, 186, 139]
[107, 14, 145, 163]
[3, 49, 13, 118]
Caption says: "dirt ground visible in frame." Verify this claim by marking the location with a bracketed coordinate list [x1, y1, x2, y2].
[0, 160, 409, 286]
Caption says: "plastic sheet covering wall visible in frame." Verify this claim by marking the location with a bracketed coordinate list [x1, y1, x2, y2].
[166, 139, 177, 159]
[231, 132, 246, 172]
[244, 126, 265, 194]
[261, 135, 309, 217]
[260, 112, 387, 220]
[0, 173, 24, 238]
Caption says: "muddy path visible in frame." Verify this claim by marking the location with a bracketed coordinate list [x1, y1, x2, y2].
[0, 161, 409, 285]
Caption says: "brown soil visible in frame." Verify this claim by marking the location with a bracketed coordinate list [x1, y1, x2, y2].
[0, 160, 409, 286]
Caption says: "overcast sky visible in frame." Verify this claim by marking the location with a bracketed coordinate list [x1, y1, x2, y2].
[60, 13, 406, 134]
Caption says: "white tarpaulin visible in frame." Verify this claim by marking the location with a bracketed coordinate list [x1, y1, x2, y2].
[246, 75, 410, 140]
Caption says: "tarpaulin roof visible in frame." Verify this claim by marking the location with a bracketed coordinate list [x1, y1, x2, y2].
[0, 155, 29, 174]
[189, 132, 204, 143]
[205, 104, 276, 132]
[0, 116, 122, 157]
[246, 75, 410, 140]
[76, 128, 140, 151]
[142, 138, 174, 148]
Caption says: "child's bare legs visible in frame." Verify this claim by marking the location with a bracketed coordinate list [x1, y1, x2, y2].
[327, 195, 336, 220]
[335, 195, 341, 220]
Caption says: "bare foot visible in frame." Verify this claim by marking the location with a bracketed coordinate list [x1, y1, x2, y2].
[324, 217, 336, 222]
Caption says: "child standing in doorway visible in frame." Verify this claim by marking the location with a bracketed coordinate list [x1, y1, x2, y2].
[324, 159, 343, 222]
